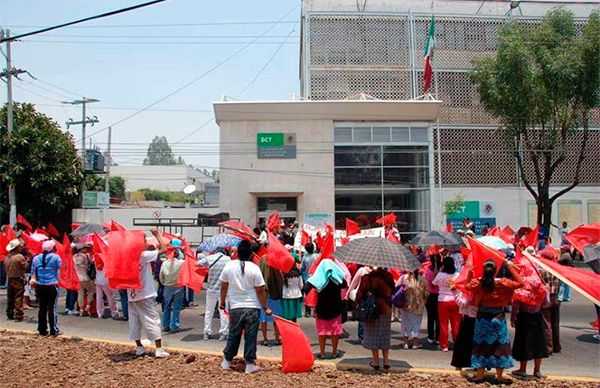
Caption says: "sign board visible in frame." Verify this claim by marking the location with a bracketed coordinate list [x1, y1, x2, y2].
[303, 212, 334, 227]
[82, 191, 109, 208]
[557, 200, 583, 229]
[257, 132, 296, 159]
[588, 201, 600, 224]
[446, 200, 497, 235]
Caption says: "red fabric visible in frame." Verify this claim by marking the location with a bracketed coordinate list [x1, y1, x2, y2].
[21, 232, 43, 255]
[301, 229, 311, 246]
[17, 214, 33, 232]
[275, 316, 314, 373]
[376, 213, 396, 227]
[253, 245, 267, 265]
[314, 233, 324, 250]
[565, 223, 600, 253]
[92, 232, 108, 268]
[71, 223, 82, 231]
[35, 228, 49, 236]
[177, 239, 206, 293]
[304, 288, 318, 308]
[438, 300, 460, 349]
[318, 224, 335, 261]
[218, 220, 258, 240]
[513, 252, 546, 306]
[445, 224, 453, 233]
[267, 212, 281, 232]
[487, 226, 500, 237]
[528, 253, 600, 306]
[468, 236, 505, 278]
[266, 232, 295, 272]
[522, 225, 539, 249]
[424, 56, 433, 93]
[110, 220, 126, 232]
[593, 319, 599, 329]
[427, 245, 441, 256]
[460, 247, 471, 260]
[340, 237, 350, 246]
[345, 218, 361, 237]
[56, 235, 80, 291]
[386, 230, 400, 244]
[454, 257, 472, 298]
[500, 226, 516, 244]
[4, 225, 17, 242]
[539, 246, 558, 261]
[104, 230, 145, 290]
[390, 267, 402, 281]
[47, 223, 60, 238]
[0, 232, 8, 262]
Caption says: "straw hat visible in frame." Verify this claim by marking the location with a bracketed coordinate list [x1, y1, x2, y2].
[5, 239, 21, 252]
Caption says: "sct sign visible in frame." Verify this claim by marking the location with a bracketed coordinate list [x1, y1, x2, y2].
[257, 132, 296, 159]
[446, 200, 496, 234]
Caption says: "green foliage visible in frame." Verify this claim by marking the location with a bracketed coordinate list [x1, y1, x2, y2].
[444, 193, 465, 217]
[0, 103, 83, 223]
[143, 136, 185, 165]
[471, 8, 600, 226]
[135, 188, 186, 202]
[84, 175, 126, 199]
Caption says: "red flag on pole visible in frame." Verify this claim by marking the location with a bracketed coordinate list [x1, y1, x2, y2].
[21, 232, 43, 255]
[71, 223, 82, 232]
[0, 232, 9, 262]
[521, 225, 539, 249]
[565, 224, 600, 254]
[104, 230, 145, 290]
[345, 218, 361, 237]
[57, 235, 80, 291]
[267, 212, 281, 232]
[386, 230, 400, 244]
[445, 223, 453, 233]
[266, 232, 295, 272]
[4, 225, 17, 242]
[376, 213, 396, 227]
[47, 223, 60, 238]
[177, 240, 206, 293]
[110, 219, 126, 232]
[499, 226, 516, 244]
[301, 229, 311, 246]
[274, 316, 314, 373]
[17, 214, 32, 232]
[467, 236, 506, 278]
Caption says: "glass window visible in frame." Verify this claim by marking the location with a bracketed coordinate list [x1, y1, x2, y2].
[391, 127, 410, 142]
[334, 212, 381, 229]
[335, 167, 381, 185]
[257, 197, 297, 212]
[334, 127, 352, 143]
[410, 127, 428, 142]
[353, 127, 371, 142]
[335, 146, 380, 167]
[383, 167, 428, 187]
[335, 193, 382, 211]
[383, 146, 428, 166]
[373, 127, 391, 142]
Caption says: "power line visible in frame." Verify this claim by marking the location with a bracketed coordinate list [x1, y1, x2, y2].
[34, 77, 84, 98]
[0, 0, 168, 43]
[33, 34, 301, 39]
[4, 21, 300, 29]
[23, 40, 298, 45]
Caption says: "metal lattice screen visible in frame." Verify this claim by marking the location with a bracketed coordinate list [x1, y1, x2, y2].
[310, 69, 412, 100]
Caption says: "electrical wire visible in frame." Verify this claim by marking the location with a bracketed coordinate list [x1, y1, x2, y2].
[24, 40, 299, 45]
[4, 21, 299, 29]
[32, 34, 301, 39]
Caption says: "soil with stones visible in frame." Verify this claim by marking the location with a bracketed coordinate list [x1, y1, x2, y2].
[0, 331, 595, 388]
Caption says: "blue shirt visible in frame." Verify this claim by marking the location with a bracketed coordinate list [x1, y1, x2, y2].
[31, 253, 62, 285]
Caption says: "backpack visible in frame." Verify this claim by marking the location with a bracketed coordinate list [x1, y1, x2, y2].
[391, 284, 407, 309]
[354, 276, 380, 322]
[87, 259, 97, 281]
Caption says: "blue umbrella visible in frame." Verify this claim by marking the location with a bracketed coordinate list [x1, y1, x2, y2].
[198, 233, 242, 253]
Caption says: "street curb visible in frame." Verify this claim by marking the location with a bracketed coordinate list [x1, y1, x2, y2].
[1, 327, 598, 383]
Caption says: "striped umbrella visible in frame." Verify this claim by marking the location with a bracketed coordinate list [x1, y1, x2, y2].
[333, 237, 420, 271]
[198, 233, 242, 253]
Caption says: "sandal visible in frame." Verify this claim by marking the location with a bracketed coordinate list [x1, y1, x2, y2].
[383, 364, 391, 371]
[467, 377, 486, 384]
[369, 362, 380, 371]
[274, 339, 282, 346]
[261, 340, 269, 347]
[492, 377, 513, 385]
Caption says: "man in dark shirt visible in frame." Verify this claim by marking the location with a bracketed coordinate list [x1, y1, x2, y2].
[4, 239, 28, 321]
[258, 255, 284, 346]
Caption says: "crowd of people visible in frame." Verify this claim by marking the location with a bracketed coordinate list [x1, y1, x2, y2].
[1, 218, 598, 382]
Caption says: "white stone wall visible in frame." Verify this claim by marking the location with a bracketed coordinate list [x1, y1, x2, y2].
[219, 119, 335, 226]
[110, 165, 213, 192]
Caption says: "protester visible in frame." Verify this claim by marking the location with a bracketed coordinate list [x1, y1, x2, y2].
[300, 242, 318, 317]
[95, 255, 118, 320]
[219, 239, 270, 374]
[397, 268, 428, 349]
[557, 245, 573, 303]
[5, 239, 27, 321]
[466, 260, 524, 384]
[73, 244, 95, 317]
[258, 252, 283, 346]
[30, 240, 62, 336]
[450, 290, 477, 370]
[198, 247, 231, 340]
[128, 228, 169, 358]
[346, 265, 372, 344]
[281, 265, 303, 322]
[432, 256, 461, 352]
[159, 239, 185, 332]
[304, 258, 347, 359]
[511, 296, 549, 379]
[21, 247, 35, 310]
[424, 254, 442, 344]
[540, 267, 562, 355]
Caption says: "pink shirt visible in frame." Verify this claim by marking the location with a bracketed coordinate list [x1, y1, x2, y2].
[425, 268, 439, 294]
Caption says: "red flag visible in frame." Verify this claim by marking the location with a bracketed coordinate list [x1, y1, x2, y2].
[340, 237, 350, 246]
[314, 232, 324, 251]
[110, 219, 126, 232]
[92, 232, 109, 267]
[4, 225, 17, 242]
[274, 316, 314, 373]
[17, 214, 32, 232]
[47, 223, 60, 238]
[104, 230, 145, 290]
[57, 235, 80, 291]
[35, 228, 49, 236]
[345, 218, 361, 237]
[454, 257, 473, 298]
[427, 245, 441, 256]
[527, 251, 600, 306]
[376, 213, 396, 227]
[266, 232, 295, 272]
[386, 230, 400, 244]
[177, 239, 206, 293]
[500, 226, 516, 244]
[487, 226, 501, 237]
[460, 246, 471, 260]
[308, 224, 335, 275]
[0, 232, 9, 262]
[522, 225, 539, 249]
[71, 223, 82, 232]
[253, 245, 268, 265]
[445, 223, 453, 233]
[565, 224, 600, 254]
[267, 212, 281, 232]
[468, 236, 505, 278]
[301, 229, 311, 246]
[390, 267, 402, 281]
[512, 250, 546, 306]
[21, 232, 43, 255]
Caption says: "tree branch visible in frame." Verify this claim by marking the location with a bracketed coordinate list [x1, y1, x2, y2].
[514, 133, 539, 200]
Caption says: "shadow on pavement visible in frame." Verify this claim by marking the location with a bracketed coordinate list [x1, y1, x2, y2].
[108, 351, 141, 362]
[336, 357, 412, 373]
[576, 333, 599, 344]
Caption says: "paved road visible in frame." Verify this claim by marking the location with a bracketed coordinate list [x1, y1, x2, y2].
[1, 288, 598, 379]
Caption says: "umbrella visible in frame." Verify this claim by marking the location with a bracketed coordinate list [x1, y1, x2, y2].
[218, 220, 258, 240]
[333, 237, 420, 271]
[198, 233, 242, 253]
[71, 223, 108, 237]
[411, 231, 461, 248]
[477, 236, 509, 250]
[29, 233, 49, 242]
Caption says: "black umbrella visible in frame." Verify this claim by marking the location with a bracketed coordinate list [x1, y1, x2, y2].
[71, 223, 108, 237]
[333, 237, 420, 271]
[410, 231, 461, 248]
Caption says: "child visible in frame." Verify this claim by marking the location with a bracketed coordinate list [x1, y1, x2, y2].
[281, 266, 303, 322]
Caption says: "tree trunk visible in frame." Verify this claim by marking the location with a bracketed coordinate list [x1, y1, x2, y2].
[537, 192, 552, 236]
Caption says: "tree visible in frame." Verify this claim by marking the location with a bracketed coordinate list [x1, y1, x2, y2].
[0, 103, 83, 224]
[85, 175, 126, 199]
[471, 9, 600, 230]
[143, 136, 185, 165]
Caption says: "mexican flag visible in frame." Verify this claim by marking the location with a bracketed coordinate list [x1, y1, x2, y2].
[423, 16, 435, 93]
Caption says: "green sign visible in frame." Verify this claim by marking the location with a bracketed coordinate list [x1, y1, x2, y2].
[83, 191, 109, 208]
[256, 132, 296, 159]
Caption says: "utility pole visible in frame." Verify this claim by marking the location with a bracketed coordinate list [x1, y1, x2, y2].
[1, 29, 26, 226]
[62, 98, 99, 203]
[104, 126, 112, 194]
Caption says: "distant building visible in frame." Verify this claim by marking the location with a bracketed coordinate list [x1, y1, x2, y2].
[110, 165, 216, 194]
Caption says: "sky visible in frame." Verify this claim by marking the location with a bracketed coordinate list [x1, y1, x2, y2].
[0, 0, 301, 168]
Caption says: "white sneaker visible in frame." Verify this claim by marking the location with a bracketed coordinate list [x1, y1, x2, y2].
[245, 363, 261, 374]
[155, 348, 170, 358]
[135, 346, 146, 356]
[203, 333, 210, 340]
[221, 359, 231, 370]
[593, 334, 600, 342]
[219, 334, 228, 341]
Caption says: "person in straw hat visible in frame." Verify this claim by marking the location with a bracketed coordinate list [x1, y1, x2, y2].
[4, 239, 28, 321]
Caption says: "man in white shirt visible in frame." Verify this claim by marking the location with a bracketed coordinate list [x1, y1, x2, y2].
[128, 228, 170, 358]
[219, 240, 270, 374]
[198, 248, 231, 340]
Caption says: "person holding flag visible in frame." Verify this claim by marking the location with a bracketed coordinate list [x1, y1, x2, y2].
[30, 240, 62, 337]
